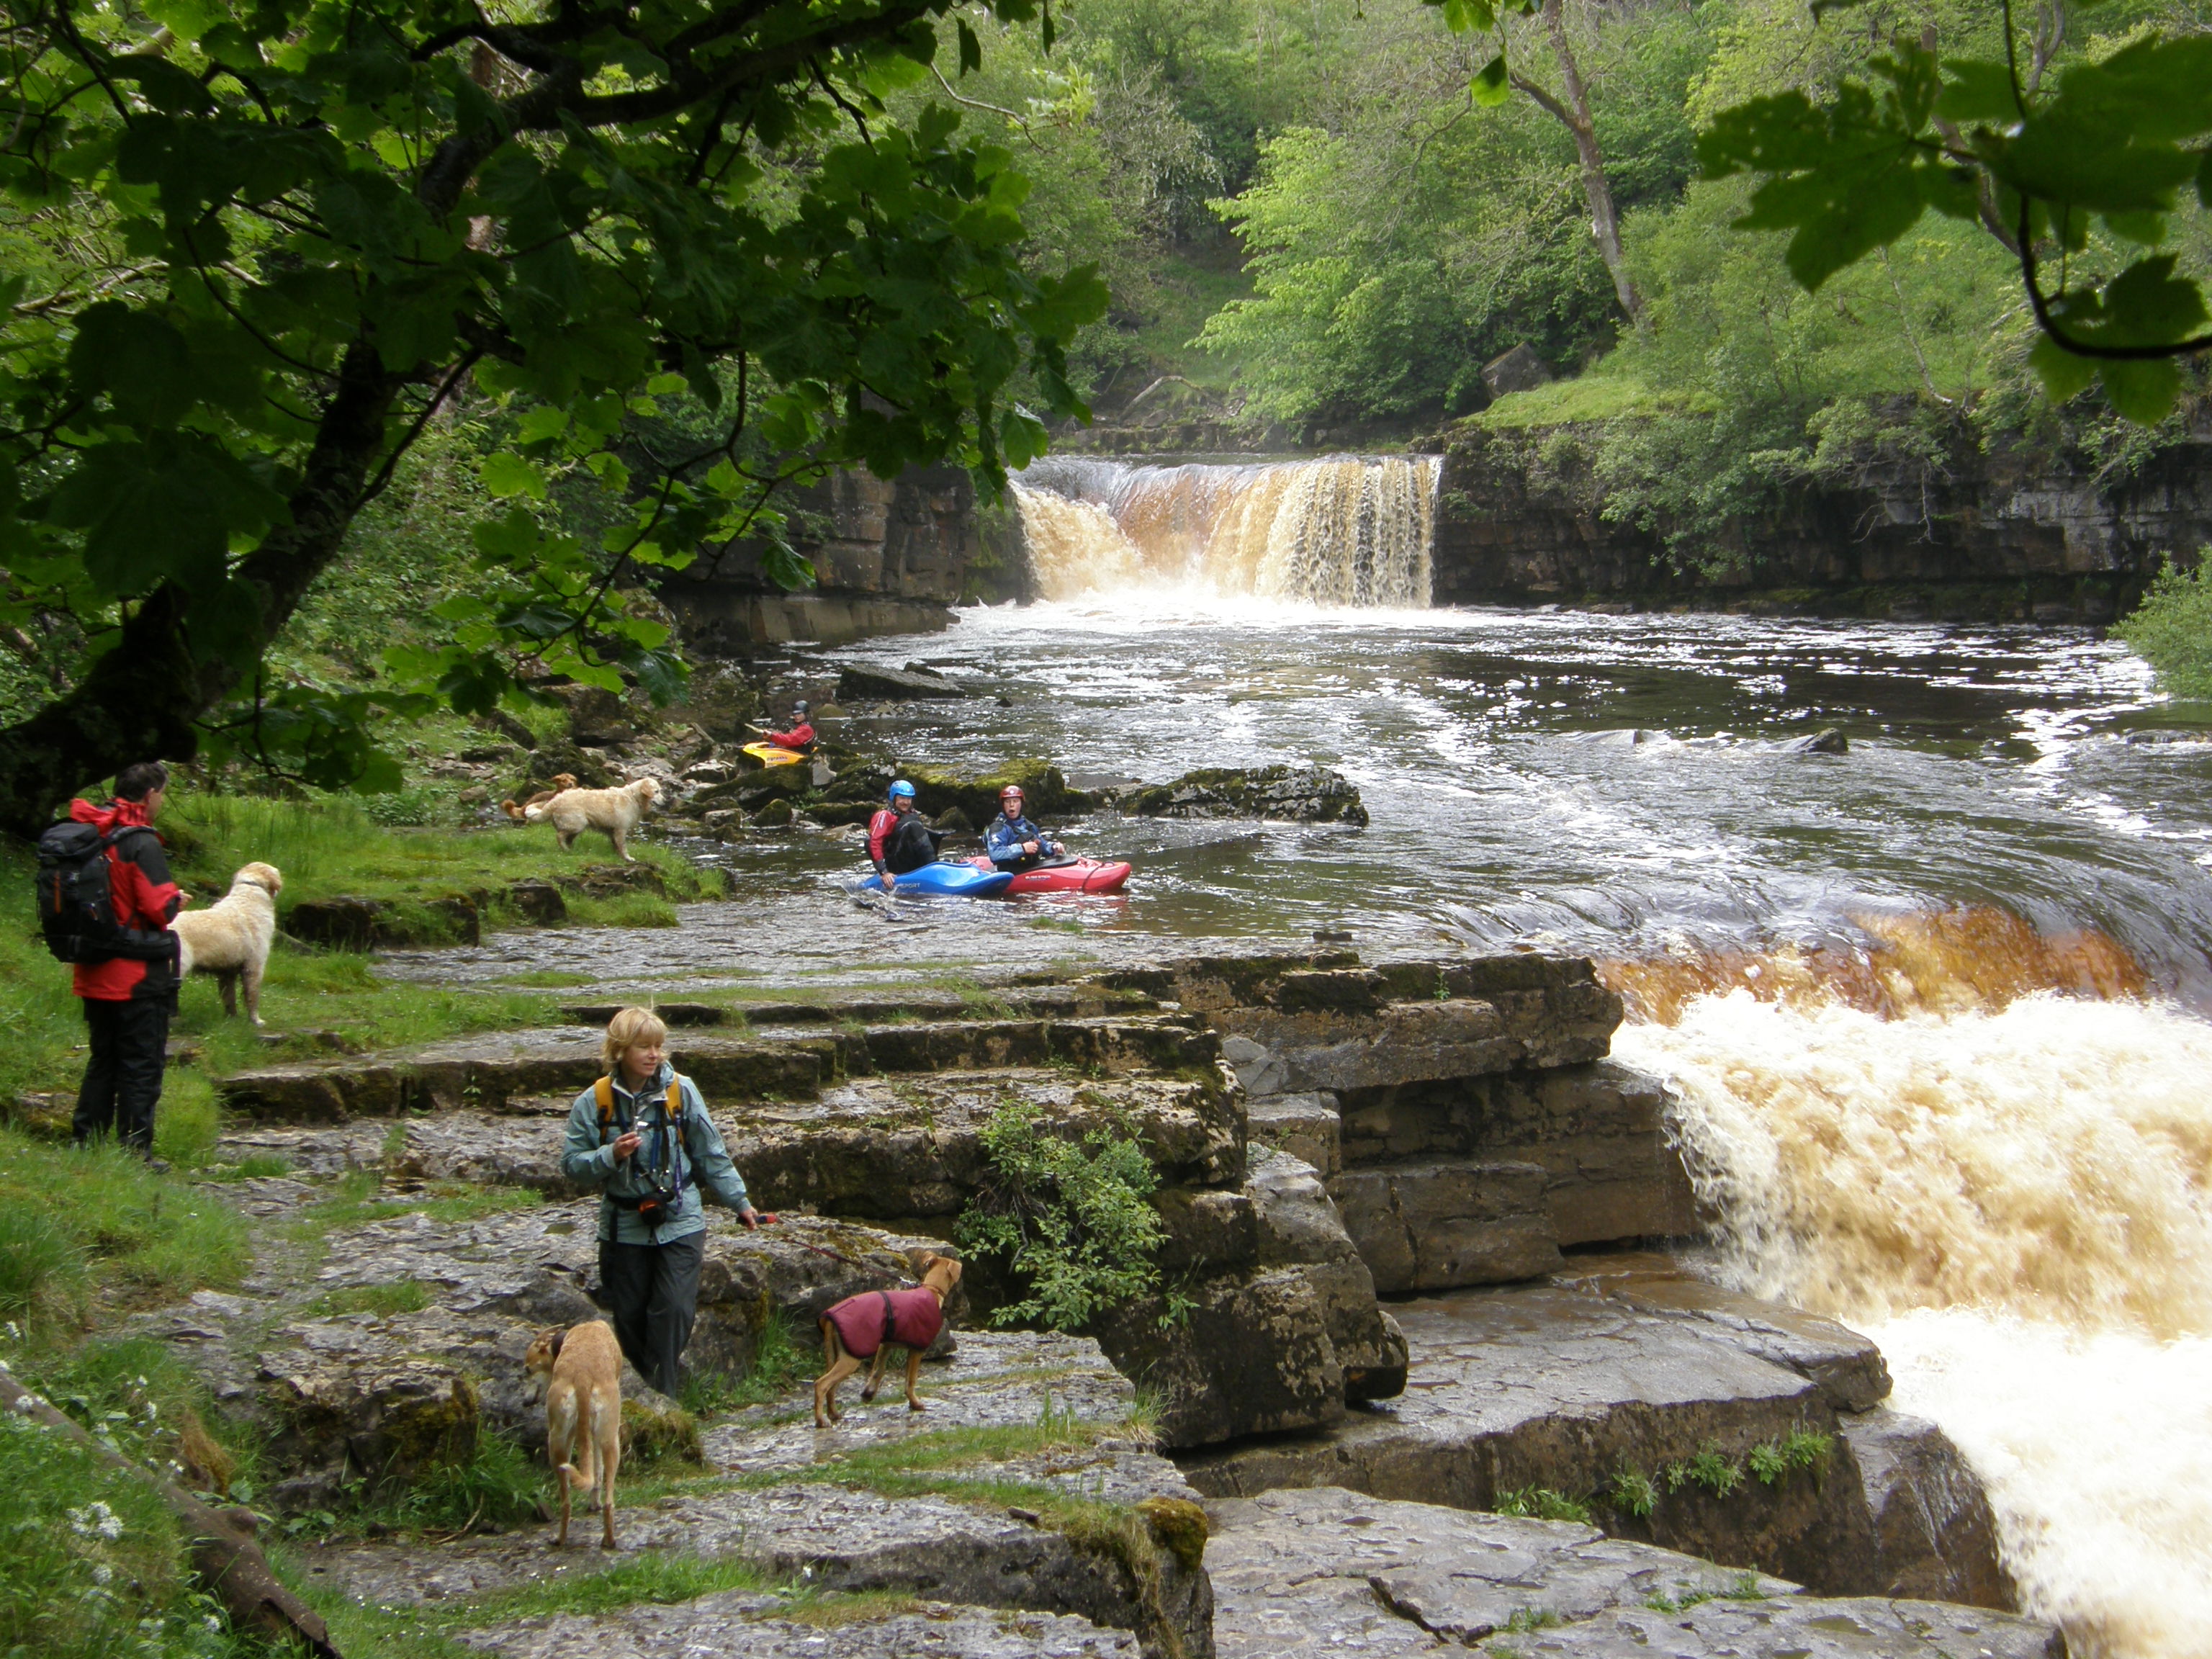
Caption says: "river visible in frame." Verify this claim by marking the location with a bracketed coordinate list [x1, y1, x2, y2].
[401, 456, 2212, 1659]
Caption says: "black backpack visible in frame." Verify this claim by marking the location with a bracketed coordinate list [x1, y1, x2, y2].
[35, 820, 155, 963]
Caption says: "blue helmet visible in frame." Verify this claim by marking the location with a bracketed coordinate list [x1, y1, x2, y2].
[888, 780, 917, 803]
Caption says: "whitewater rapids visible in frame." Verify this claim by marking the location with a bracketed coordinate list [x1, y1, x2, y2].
[1615, 994, 2212, 1659]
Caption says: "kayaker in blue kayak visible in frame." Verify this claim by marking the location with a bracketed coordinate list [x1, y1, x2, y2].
[867, 781, 943, 896]
[986, 785, 1064, 871]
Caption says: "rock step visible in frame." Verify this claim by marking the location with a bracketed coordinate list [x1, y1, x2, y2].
[557, 982, 1158, 1029]
[307, 1480, 1210, 1659]
[1328, 1158, 1564, 1292]
[215, 1015, 1223, 1122]
[1203, 1486, 2059, 1659]
[1277, 1060, 1696, 1249]
[463, 1596, 1139, 1659]
[1175, 1274, 1988, 1601]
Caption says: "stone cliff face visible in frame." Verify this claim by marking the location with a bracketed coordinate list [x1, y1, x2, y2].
[1433, 416, 2212, 621]
[661, 464, 1015, 650]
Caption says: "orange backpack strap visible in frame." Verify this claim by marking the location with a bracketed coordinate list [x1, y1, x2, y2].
[594, 1074, 614, 1130]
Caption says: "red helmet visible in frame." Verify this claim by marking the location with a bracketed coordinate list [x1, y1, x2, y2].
[999, 786, 1024, 802]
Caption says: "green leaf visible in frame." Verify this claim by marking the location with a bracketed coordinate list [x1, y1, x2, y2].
[1471, 54, 1511, 109]
[480, 452, 547, 500]
[2097, 359, 2182, 424]
[958, 19, 983, 76]
[1936, 59, 2020, 125]
[69, 303, 196, 428]
[2198, 145, 2212, 210]
[2027, 335, 2098, 403]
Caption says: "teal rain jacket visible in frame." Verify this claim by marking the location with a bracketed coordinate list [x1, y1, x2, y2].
[560, 1061, 752, 1245]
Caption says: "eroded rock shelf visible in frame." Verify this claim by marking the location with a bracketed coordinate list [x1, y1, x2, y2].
[146, 945, 2056, 1658]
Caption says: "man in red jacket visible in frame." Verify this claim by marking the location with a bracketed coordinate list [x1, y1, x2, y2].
[69, 761, 184, 1158]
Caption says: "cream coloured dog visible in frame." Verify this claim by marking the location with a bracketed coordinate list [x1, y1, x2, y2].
[524, 1320, 623, 1549]
[523, 777, 660, 862]
[171, 862, 282, 1025]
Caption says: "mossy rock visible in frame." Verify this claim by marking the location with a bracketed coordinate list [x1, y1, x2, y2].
[621, 1397, 704, 1466]
[1138, 1496, 1210, 1573]
[902, 758, 1090, 824]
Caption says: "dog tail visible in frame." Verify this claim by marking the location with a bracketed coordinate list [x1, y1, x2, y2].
[557, 1457, 592, 1492]
[500, 799, 526, 820]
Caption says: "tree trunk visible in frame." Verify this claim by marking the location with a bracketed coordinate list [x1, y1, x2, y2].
[0, 341, 405, 838]
[0, 1369, 343, 1657]
[1514, 0, 1644, 328]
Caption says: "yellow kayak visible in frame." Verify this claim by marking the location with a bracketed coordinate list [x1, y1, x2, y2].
[742, 742, 807, 768]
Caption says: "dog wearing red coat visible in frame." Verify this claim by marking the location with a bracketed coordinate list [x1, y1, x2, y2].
[813, 1252, 962, 1428]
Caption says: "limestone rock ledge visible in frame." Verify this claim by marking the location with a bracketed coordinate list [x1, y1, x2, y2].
[1205, 1486, 2063, 1658]
[461, 1596, 1138, 1659]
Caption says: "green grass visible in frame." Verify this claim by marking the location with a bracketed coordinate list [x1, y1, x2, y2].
[0, 1405, 256, 1659]
[1666, 1446, 1746, 1499]
[681, 1309, 808, 1413]
[301, 1552, 778, 1659]
[1608, 1467, 1659, 1519]
[1643, 1572, 1771, 1613]
[307, 1280, 432, 1318]
[163, 791, 723, 915]
[0, 1131, 251, 1321]
[1491, 1486, 1593, 1525]
[297, 1170, 544, 1234]
[1470, 374, 1717, 431]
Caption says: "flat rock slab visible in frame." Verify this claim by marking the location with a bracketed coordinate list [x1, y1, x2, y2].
[1207, 1486, 1791, 1657]
[312, 1480, 1210, 1658]
[1205, 1487, 2059, 1659]
[1179, 1285, 1828, 1506]
[1177, 1285, 1879, 1591]
[706, 1330, 1138, 1473]
[1554, 1256, 1890, 1412]
[462, 1593, 1137, 1659]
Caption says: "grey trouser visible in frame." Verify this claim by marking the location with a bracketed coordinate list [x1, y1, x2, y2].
[598, 1231, 704, 1397]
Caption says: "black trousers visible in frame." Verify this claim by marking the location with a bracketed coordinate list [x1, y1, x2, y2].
[598, 1231, 705, 1398]
[75, 997, 171, 1154]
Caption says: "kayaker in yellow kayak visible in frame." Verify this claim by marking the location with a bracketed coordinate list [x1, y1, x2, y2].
[751, 700, 814, 752]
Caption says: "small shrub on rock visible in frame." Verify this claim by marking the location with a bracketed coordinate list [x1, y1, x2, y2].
[956, 1100, 1166, 1331]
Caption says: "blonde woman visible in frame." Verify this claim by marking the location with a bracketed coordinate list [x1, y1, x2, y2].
[559, 1007, 770, 1395]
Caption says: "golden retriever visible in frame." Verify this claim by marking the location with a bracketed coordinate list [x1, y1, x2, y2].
[814, 1253, 963, 1427]
[524, 1321, 623, 1549]
[524, 777, 660, 862]
[171, 862, 282, 1025]
[500, 773, 580, 822]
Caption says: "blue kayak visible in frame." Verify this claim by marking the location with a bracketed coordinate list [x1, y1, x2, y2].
[860, 862, 1014, 898]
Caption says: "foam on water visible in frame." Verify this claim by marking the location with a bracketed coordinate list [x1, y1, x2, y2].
[1614, 994, 2212, 1658]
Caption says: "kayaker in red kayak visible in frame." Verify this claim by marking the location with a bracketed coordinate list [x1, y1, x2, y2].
[985, 786, 1064, 871]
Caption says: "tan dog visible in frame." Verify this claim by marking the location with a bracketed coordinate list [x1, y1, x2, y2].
[523, 1321, 623, 1549]
[523, 776, 661, 862]
[814, 1253, 963, 1428]
[500, 773, 579, 822]
[170, 862, 282, 1025]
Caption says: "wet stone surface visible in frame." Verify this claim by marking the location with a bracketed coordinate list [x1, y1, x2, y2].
[703, 1330, 1139, 1473]
[1203, 1487, 2061, 1659]
[459, 1594, 1141, 1659]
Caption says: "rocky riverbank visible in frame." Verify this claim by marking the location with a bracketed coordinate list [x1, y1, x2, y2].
[91, 940, 2057, 1658]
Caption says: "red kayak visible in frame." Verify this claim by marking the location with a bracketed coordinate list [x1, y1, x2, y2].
[971, 855, 1132, 895]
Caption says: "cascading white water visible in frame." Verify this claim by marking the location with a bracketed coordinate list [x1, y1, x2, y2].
[1613, 992, 2212, 1659]
[1012, 454, 1439, 606]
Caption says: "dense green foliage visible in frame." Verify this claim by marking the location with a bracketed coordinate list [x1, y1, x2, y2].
[2116, 554, 2212, 697]
[956, 1098, 1166, 1331]
[0, 0, 1105, 824]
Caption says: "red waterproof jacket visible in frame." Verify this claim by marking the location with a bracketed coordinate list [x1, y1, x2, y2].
[67, 798, 184, 1002]
[764, 721, 814, 750]
[824, 1287, 945, 1359]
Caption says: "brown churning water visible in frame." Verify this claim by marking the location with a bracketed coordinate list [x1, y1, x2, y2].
[1012, 454, 1439, 606]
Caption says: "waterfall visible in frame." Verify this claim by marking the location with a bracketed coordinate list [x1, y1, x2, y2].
[1013, 454, 1440, 606]
[1613, 993, 2212, 1659]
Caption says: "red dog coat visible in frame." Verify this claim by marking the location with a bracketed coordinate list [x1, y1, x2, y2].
[824, 1287, 945, 1359]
